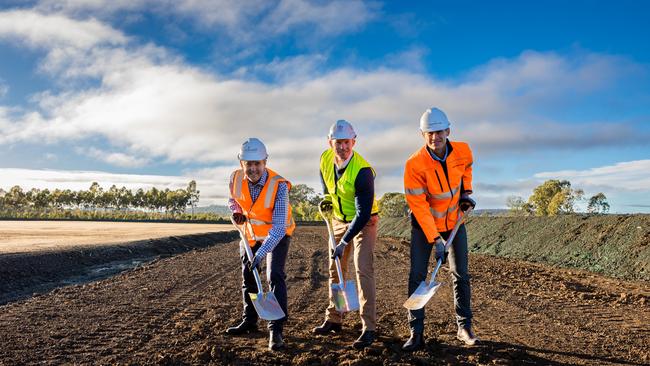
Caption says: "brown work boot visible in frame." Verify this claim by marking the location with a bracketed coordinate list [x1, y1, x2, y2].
[312, 320, 342, 335]
[457, 327, 479, 346]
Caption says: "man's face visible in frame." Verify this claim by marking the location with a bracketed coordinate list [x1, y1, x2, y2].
[422, 129, 450, 151]
[329, 138, 356, 161]
[241, 160, 267, 183]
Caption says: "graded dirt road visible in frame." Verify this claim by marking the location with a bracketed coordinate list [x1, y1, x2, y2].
[0, 226, 648, 365]
[0, 220, 231, 253]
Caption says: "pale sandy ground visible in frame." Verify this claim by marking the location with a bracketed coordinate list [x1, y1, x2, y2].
[0, 221, 233, 254]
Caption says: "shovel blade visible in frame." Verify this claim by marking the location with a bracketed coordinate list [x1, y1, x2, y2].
[403, 280, 442, 310]
[249, 291, 285, 321]
[331, 280, 360, 312]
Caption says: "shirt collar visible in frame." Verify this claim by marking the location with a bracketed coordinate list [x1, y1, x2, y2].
[335, 152, 354, 171]
[428, 140, 449, 162]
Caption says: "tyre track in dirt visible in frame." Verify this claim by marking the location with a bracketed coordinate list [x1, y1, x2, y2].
[0, 227, 648, 365]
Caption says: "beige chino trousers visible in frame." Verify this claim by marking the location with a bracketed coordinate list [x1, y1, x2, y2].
[325, 214, 378, 331]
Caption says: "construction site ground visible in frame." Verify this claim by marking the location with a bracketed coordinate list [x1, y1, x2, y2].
[0, 225, 648, 365]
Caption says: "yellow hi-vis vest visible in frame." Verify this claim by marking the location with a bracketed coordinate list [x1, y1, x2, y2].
[230, 168, 296, 246]
[319, 149, 380, 222]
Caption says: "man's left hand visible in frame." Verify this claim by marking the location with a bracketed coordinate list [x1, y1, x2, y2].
[248, 253, 263, 272]
[459, 194, 476, 212]
[331, 241, 347, 260]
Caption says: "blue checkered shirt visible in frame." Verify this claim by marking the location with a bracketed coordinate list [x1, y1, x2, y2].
[228, 169, 288, 259]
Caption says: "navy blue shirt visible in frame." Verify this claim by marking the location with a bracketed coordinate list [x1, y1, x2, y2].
[320, 165, 375, 244]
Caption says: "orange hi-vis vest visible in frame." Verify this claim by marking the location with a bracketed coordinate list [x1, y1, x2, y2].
[403, 141, 473, 243]
[230, 168, 296, 246]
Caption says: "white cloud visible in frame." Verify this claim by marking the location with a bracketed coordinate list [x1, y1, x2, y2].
[262, 0, 377, 36]
[534, 160, 650, 192]
[79, 147, 151, 168]
[33, 0, 377, 41]
[0, 9, 126, 49]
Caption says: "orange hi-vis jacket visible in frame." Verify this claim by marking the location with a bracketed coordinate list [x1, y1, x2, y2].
[404, 141, 473, 243]
[230, 168, 296, 246]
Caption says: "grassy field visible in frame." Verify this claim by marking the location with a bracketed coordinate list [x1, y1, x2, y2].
[379, 214, 650, 282]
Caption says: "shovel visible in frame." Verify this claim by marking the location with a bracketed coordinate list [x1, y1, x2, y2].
[231, 217, 285, 321]
[318, 201, 360, 313]
[403, 208, 472, 310]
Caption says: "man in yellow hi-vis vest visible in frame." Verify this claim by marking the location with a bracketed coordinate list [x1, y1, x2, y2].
[313, 120, 380, 349]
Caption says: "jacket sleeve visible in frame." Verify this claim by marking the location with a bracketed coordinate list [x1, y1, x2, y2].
[404, 160, 440, 243]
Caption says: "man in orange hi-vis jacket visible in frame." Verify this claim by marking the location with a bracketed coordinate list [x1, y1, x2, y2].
[402, 107, 478, 352]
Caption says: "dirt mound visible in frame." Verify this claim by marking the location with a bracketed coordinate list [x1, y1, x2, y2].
[0, 231, 238, 304]
[0, 226, 648, 365]
[379, 214, 650, 282]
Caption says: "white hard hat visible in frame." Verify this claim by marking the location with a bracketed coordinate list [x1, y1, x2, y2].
[328, 119, 357, 139]
[238, 137, 268, 161]
[420, 107, 451, 132]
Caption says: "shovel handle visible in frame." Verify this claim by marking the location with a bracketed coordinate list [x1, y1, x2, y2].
[231, 217, 264, 294]
[318, 204, 347, 287]
[428, 208, 472, 282]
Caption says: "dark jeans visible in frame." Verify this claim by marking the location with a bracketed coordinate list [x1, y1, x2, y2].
[240, 235, 290, 332]
[407, 223, 472, 333]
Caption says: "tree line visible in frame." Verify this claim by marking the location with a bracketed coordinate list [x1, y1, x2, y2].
[0, 181, 200, 215]
[507, 179, 610, 216]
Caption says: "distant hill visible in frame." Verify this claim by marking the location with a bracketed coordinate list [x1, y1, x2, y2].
[186, 205, 230, 215]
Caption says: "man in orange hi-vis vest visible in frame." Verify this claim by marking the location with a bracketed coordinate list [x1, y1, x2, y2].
[225, 138, 295, 351]
[402, 107, 478, 352]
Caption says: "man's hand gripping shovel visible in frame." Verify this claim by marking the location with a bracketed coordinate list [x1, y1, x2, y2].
[403, 207, 473, 310]
[230, 216, 285, 320]
[318, 199, 360, 313]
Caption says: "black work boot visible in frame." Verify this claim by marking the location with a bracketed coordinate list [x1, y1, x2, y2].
[402, 331, 425, 352]
[353, 330, 376, 349]
[269, 330, 286, 351]
[224, 320, 258, 335]
[312, 320, 342, 335]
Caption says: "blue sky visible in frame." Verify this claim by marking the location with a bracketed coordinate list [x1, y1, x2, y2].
[0, 0, 649, 212]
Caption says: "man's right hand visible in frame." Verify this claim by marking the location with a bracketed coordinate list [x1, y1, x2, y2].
[319, 197, 333, 213]
[232, 212, 246, 225]
[433, 237, 447, 264]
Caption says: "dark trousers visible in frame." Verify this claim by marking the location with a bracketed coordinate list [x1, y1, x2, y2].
[240, 235, 290, 332]
[407, 224, 472, 333]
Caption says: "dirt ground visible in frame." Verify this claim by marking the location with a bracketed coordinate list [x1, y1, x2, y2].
[0, 226, 648, 365]
[0, 220, 231, 253]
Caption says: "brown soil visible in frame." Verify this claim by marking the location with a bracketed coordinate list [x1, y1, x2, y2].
[0, 220, 232, 253]
[0, 226, 648, 365]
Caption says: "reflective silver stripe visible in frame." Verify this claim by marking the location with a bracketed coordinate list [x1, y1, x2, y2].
[249, 218, 272, 225]
[233, 169, 243, 198]
[429, 204, 459, 218]
[430, 184, 461, 201]
[264, 174, 284, 208]
[405, 187, 427, 195]
[429, 207, 446, 218]
[431, 191, 452, 200]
